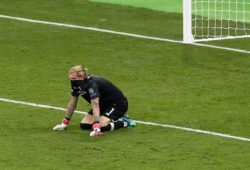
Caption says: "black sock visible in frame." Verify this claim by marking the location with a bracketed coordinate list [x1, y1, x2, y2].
[101, 121, 128, 132]
[80, 123, 92, 130]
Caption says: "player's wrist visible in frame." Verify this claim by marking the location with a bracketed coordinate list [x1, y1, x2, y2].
[92, 121, 101, 131]
[62, 117, 71, 125]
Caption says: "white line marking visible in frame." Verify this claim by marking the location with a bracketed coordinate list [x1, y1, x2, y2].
[0, 97, 249, 142]
[0, 14, 250, 54]
[0, 98, 88, 115]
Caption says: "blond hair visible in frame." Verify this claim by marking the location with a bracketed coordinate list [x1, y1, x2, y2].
[69, 65, 89, 78]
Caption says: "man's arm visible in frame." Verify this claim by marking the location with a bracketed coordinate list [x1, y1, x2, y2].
[65, 96, 78, 120]
[53, 96, 78, 130]
[91, 97, 100, 122]
[90, 97, 103, 136]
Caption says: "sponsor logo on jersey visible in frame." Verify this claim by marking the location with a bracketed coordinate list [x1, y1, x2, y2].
[89, 88, 98, 98]
[78, 91, 87, 96]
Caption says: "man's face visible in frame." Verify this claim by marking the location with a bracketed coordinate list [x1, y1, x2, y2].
[69, 71, 84, 80]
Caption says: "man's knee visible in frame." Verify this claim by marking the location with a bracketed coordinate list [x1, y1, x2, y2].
[80, 123, 92, 130]
[100, 116, 111, 127]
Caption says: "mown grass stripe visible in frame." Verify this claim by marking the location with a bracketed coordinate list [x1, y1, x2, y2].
[0, 14, 250, 54]
[1, 97, 249, 142]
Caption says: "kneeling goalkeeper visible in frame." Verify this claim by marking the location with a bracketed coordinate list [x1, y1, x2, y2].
[53, 65, 136, 136]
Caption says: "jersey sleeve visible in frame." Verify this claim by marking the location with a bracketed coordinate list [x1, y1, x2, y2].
[88, 82, 100, 99]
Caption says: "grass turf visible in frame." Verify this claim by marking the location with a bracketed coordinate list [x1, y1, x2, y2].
[0, 0, 250, 169]
[90, 0, 183, 13]
[91, 0, 250, 21]
[1, 102, 250, 170]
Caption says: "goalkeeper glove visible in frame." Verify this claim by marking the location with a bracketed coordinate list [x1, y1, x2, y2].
[53, 117, 70, 130]
[90, 122, 103, 136]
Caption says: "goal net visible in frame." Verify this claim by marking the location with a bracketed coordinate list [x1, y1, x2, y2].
[183, 0, 250, 43]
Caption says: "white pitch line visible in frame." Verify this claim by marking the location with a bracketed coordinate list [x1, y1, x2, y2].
[0, 14, 250, 54]
[0, 97, 250, 142]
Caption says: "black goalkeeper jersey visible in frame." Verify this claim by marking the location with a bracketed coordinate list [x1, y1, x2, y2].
[70, 76, 125, 110]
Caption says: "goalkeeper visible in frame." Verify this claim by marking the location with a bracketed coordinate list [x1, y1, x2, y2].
[53, 65, 136, 136]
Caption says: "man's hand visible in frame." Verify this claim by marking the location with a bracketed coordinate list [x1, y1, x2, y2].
[90, 122, 103, 136]
[53, 123, 67, 130]
[53, 117, 70, 130]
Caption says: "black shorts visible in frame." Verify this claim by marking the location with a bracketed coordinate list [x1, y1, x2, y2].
[88, 97, 128, 121]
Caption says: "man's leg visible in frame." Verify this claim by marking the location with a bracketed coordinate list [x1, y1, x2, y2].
[80, 113, 95, 130]
[79, 111, 127, 130]
[99, 116, 129, 132]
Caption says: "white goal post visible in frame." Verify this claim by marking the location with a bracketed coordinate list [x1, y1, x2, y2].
[183, 0, 250, 43]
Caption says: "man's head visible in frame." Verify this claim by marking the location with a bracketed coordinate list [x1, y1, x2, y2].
[69, 65, 89, 80]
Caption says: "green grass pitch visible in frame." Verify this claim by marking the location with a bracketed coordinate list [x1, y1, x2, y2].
[0, 0, 250, 169]
[91, 0, 250, 21]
